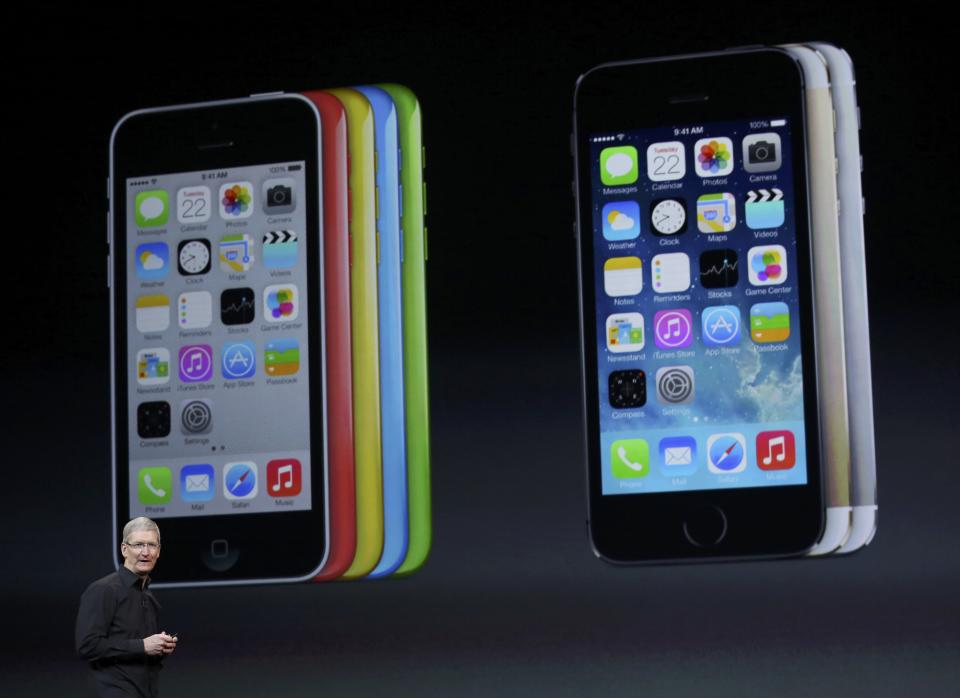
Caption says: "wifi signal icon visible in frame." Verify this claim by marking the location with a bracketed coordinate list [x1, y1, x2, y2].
[616, 134, 625, 141]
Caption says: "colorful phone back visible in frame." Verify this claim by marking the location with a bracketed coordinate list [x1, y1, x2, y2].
[324, 88, 384, 578]
[378, 84, 431, 576]
[355, 85, 409, 579]
[302, 90, 357, 581]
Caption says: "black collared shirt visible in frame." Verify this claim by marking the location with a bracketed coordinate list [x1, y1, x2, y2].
[76, 566, 163, 698]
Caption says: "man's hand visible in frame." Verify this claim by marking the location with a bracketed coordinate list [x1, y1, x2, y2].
[143, 632, 177, 656]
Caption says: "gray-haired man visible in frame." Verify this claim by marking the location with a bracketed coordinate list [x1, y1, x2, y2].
[76, 517, 177, 697]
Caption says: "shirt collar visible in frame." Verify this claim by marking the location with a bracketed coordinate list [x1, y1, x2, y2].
[119, 564, 151, 589]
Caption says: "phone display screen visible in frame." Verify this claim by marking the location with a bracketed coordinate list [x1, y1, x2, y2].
[587, 118, 809, 496]
[123, 163, 314, 518]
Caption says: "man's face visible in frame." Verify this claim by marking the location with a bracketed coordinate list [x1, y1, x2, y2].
[121, 528, 161, 577]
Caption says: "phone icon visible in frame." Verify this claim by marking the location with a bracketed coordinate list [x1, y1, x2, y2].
[694, 137, 734, 177]
[611, 439, 650, 478]
[600, 145, 639, 185]
[135, 243, 169, 280]
[223, 462, 258, 500]
[756, 430, 796, 471]
[138, 467, 172, 505]
[604, 257, 643, 296]
[707, 433, 747, 474]
[601, 201, 641, 241]
[135, 190, 169, 228]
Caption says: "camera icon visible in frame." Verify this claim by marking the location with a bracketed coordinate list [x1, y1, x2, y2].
[742, 133, 782, 173]
[262, 177, 297, 214]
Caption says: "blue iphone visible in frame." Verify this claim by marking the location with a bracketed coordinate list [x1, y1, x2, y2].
[355, 85, 408, 578]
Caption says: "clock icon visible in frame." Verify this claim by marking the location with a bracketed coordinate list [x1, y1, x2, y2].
[650, 198, 687, 236]
[178, 239, 211, 275]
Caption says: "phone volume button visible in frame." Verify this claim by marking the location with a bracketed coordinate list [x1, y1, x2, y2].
[423, 226, 428, 261]
[106, 255, 112, 288]
[422, 182, 427, 216]
[398, 184, 403, 218]
[107, 212, 112, 246]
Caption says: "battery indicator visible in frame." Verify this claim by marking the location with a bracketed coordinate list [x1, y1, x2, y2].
[771, 119, 787, 127]
[288, 164, 302, 171]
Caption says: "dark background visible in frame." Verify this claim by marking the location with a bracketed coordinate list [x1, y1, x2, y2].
[5, 3, 958, 695]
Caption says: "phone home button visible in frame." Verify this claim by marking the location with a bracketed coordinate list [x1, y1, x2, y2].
[683, 506, 728, 548]
[203, 539, 239, 572]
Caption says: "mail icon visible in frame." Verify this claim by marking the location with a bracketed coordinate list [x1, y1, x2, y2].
[658, 436, 697, 476]
[664, 446, 692, 466]
[180, 464, 215, 502]
[185, 474, 210, 492]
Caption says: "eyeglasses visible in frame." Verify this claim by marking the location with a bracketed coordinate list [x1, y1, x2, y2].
[124, 541, 160, 553]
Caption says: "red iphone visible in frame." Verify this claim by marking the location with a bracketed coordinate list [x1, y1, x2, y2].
[303, 90, 356, 580]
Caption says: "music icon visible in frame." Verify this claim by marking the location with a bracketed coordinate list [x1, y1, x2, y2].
[178, 344, 213, 383]
[267, 459, 302, 497]
[756, 430, 796, 471]
[654, 309, 693, 350]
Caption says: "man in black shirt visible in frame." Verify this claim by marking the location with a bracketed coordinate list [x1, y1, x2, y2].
[76, 517, 177, 697]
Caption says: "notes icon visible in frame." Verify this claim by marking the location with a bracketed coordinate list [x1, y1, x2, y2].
[756, 430, 796, 471]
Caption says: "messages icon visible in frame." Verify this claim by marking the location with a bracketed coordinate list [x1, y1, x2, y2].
[135, 190, 169, 228]
[600, 146, 639, 186]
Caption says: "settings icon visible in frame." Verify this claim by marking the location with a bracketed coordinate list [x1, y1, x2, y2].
[180, 399, 213, 434]
[655, 366, 694, 404]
